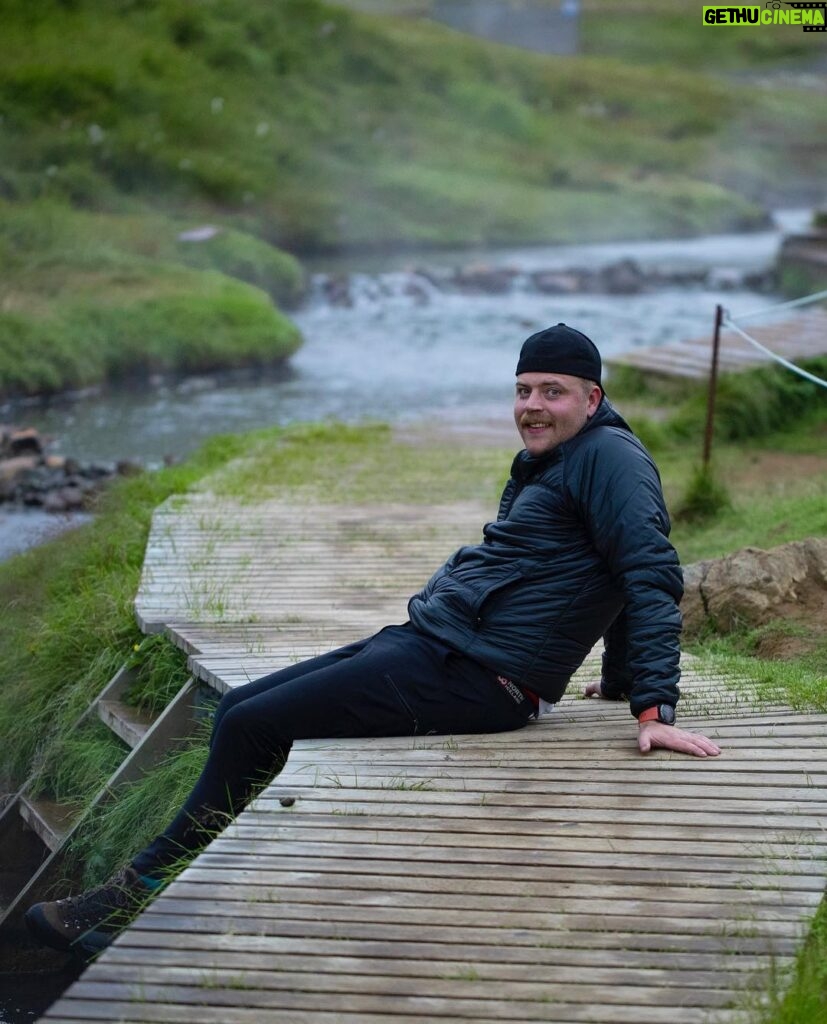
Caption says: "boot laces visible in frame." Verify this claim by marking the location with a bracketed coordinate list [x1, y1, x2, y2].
[58, 868, 141, 929]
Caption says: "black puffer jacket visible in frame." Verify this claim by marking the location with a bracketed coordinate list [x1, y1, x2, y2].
[408, 398, 682, 717]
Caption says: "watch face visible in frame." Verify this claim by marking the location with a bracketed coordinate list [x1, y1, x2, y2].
[659, 704, 676, 725]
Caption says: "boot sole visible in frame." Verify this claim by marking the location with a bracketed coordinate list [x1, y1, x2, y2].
[24, 904, 115, 955]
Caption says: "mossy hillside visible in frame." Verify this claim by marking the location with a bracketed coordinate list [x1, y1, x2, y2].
[0, 200, 303, 399]
[3, 0, 826, 400]
[580, 0, 825, 72]
[3, 0, 825, 254]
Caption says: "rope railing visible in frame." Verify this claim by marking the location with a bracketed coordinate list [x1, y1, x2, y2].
[720, 315, 827, 390]
[728, 286, 827, 323]
[702, 288, 827, 466]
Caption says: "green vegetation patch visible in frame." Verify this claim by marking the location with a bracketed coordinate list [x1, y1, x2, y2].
[611, 357, 827, 447]
[123, 633, 193, 717]
[580, 0, 824, 71]
[32, 719, 127, 807]
[2, 0, 824, 256]
[0, 200, 303, 399]
[65, 729, 211, 887]
[0, 430, 249, 791]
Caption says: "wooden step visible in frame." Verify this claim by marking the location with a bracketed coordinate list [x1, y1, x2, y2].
[97, 698, 155, 749]
[18, 795, 82, 852]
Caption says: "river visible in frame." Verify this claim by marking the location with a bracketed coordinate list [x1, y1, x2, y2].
[2, 210, 810, 471]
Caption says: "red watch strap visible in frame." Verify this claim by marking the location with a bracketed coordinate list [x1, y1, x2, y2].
[638, 706, 659, 724]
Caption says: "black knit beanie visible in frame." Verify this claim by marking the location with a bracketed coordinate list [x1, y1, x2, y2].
[516, 323, 602, 385]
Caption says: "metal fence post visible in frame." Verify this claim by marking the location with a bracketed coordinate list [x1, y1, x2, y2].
[702, 304, 723, 470]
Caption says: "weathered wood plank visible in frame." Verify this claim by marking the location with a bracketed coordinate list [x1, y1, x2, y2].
[606, 308, 827, 380]
[109, 930, 786, 973]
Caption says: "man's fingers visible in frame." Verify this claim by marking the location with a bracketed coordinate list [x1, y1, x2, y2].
[638, 722, 721, 758]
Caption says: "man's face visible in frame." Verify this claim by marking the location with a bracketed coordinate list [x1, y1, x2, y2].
[514, 372, 602, 457]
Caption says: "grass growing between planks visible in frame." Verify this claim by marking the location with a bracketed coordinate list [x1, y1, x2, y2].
[0, 374, 824, 1016]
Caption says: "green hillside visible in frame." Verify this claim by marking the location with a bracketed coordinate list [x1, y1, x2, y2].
[1, 0, 825, 398]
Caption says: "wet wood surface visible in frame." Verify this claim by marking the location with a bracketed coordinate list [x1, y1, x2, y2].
[607, 308, 827, 380]
[45, 495, 827, 1023]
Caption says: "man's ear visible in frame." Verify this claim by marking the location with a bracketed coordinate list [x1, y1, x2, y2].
[586, 386, 602, 417]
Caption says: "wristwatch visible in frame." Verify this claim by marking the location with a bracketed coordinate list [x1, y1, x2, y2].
[638, 704, 676, 726]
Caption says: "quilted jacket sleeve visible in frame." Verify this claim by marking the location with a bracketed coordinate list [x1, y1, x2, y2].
[570, 429, 682, 717]
[600, 611, 634, 701]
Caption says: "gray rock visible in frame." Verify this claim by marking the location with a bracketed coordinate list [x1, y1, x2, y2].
[598, 259, 645, 295]
[681, 537, 827, 635]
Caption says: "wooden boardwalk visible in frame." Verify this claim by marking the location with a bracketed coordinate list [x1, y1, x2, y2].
[44, 494, 827, 1024]
[606, 308, 827, 380]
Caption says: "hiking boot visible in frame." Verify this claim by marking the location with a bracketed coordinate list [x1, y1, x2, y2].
[24, 866, 155, 954]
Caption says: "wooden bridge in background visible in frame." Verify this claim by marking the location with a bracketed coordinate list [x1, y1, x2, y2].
[42, 494, 827, 1024]
[606, 308, 827, 381]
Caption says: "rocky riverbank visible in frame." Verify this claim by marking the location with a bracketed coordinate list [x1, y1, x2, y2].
[312, 255, 778, 308]
[0, 426, 140, 514]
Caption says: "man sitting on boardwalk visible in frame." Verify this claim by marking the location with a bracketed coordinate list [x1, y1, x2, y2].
[26, 323, 720, 955]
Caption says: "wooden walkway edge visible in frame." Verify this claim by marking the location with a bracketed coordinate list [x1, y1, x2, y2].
[606, 308, 827, 380]
[43, 494, 827, 1024]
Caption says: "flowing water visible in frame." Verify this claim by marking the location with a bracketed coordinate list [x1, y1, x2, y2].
[4, 210, 809, 471]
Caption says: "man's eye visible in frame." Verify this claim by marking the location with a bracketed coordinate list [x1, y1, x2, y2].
[545, 389, 560, 398]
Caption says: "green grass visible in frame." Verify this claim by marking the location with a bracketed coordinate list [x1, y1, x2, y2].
[687, 622, 827, 712]
[64, 728, 212, 887]
[123, 633, 193, 716]
[0, 200, 303, 399]
[0, 430, 249, 791]
[208, 421, 512, 506]
[1, 0, 824, 255]
[32, 719, 127, 806]
[753, 897, 827, 1024]
[580, 0, 824, 72]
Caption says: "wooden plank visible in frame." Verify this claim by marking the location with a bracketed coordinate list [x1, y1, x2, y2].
[42, 1000, 720, 1024]
[190, 853, 827, 892]
[63, 966, 744, 1009]
[109, 930, 786, 973]
[165, 876, 821, 912]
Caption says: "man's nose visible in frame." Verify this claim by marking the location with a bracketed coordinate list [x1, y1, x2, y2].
[524, 389, 543, 409]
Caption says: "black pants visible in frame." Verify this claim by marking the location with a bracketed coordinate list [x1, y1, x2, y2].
[132, 623, 533, 877]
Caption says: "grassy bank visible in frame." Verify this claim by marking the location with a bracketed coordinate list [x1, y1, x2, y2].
[2, 0, 826, 398]
[0, 200, 303, 399]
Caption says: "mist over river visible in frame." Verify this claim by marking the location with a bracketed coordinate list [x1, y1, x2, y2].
[2, 211, 813, 468]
